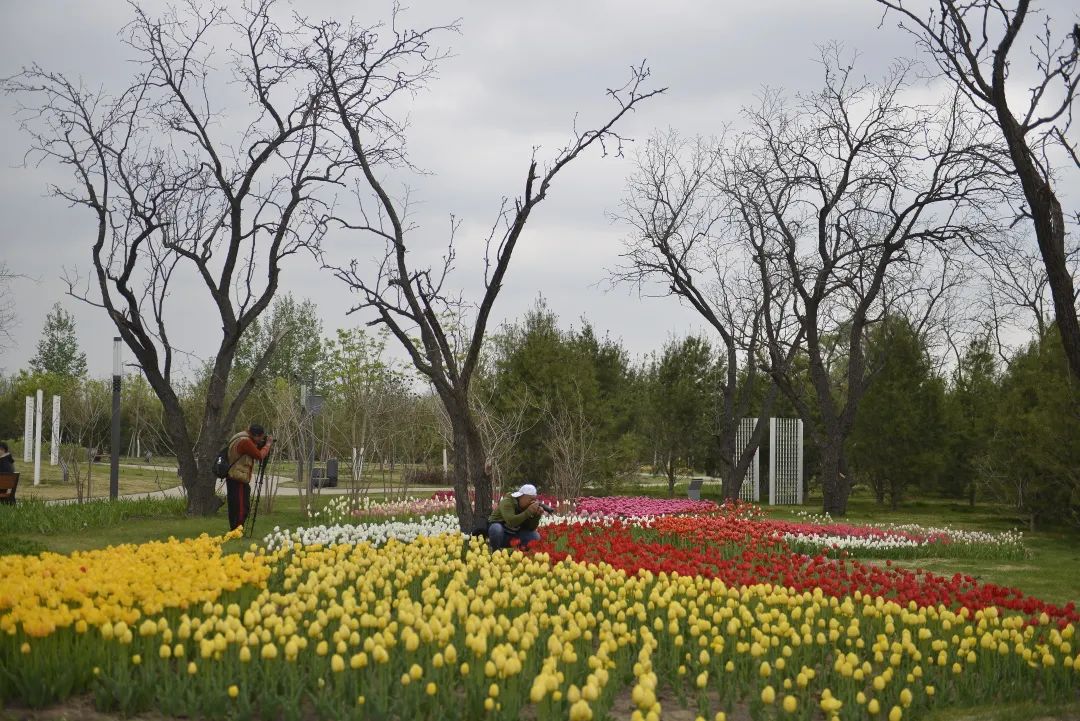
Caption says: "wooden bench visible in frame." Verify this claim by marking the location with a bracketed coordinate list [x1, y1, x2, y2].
[0, 472, 19, 505]
[688, 477, 704, 501]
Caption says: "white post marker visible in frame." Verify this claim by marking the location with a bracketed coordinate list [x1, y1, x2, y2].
[736, 418, 760, 502]
[24, 396, 34, 462]
[768, 418, 777, 505]
[442, 447, 448, 477]
[50, 395, 61, 465]
[34, 388, 44, 485]
[768, 417, 804, 505]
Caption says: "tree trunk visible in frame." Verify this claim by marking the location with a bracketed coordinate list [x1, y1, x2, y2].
[819, 437, 850, 516]
[449, 421, 471, 531]
[666, 453, 676, 497]
[997, 113, 1080, 386]
[164, 407, 222, 516]
[721, 392, 775, 501]
[441, 399, 494, 534]
[717, 431, 738, 500]
[465, 420, 492, 532]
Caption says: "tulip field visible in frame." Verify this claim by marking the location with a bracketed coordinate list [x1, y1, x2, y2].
[1, 496, 1077, 720]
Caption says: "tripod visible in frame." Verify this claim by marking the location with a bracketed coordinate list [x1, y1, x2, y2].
[245, 449, 271, 539]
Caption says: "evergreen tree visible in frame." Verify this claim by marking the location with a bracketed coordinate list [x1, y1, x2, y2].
[28, 303, 87, 379]
[488, 302, 599, 485]
[647, 335, 720, 496]
[941, 335, 998, 502]
[569, 322, 643, 484]
[485, 300, 645, 491]
[848, 317, 947, 508]
[983, 326, 1080, 529]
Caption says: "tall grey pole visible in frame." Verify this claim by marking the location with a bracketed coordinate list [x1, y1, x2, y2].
[308, 369, 316, 494]
[110, 337, 121, 500]
[298, 379, 307, 492]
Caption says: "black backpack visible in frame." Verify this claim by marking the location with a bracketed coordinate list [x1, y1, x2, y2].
[213, 441, 240, 480]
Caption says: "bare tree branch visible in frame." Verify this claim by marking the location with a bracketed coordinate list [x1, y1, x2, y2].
[322, 45, 665, 530]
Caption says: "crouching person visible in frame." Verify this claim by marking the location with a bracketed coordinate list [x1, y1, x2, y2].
[488, 483, 543, 550]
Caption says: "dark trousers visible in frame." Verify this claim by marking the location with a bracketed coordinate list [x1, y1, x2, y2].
[226, 478, 251, 530]
[487, 522, 541, 550]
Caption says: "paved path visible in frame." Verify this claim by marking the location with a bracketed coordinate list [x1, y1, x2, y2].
[46, 466, 454, 505]
[44, 466, 701, 505]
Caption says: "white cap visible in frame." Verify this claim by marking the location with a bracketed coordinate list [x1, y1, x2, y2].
[510, 483, 538, 498]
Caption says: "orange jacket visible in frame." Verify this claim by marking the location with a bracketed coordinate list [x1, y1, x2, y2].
[226, 432, 271, 483]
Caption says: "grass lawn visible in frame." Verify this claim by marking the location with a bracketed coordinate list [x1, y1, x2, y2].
[16, 499, 307, 555]
[13, 462, 181, 502]
[0, 494, 416, 555]
[924, 702, 1080, 721]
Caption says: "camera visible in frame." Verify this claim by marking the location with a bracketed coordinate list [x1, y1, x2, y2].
[538, 502, 556, 514]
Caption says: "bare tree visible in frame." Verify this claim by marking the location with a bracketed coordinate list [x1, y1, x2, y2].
[0, 262, 21, 349]
[259, 376, 304, 515]
[316, 9, 666, 532]
[62, 378, 110, 502]
[615, 130, 779, 500]
[877, 0, 1080, 384]
[5, 2, 351, 513]
[545, 397, 595, 506]
[730, 52, 1006, 515]
[471, 384, 534, 498]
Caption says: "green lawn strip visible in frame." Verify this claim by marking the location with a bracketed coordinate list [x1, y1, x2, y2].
[0, 493, 447, 555]
[15, 470, 182, 502]
[885, 534, 1080, 607]
[923, 700, 1080, 721]
[6, 505, 301, 555]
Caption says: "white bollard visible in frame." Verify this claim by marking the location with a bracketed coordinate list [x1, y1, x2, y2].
[50, 395, 61, 466]
[34, 389, 43, 485]
[24, 396, 34, 462]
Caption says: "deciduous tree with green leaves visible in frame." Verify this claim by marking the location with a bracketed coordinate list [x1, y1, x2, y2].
[28, 303, 86, 379]
[236, 294, 324, 387]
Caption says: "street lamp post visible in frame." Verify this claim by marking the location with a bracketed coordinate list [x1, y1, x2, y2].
[308, 390, 323, 493]
[110, 337, 121, 500]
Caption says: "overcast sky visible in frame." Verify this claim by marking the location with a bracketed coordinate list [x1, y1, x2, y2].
[0, 0, 1074, 379]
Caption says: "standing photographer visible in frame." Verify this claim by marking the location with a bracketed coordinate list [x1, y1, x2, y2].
[488, 483, 548, 550]
[225, 424, 273, 530]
